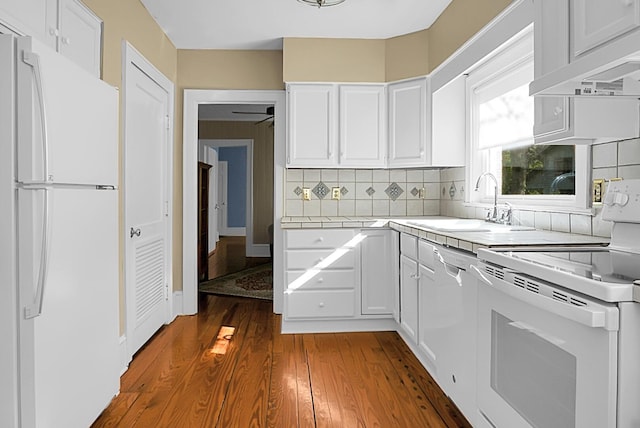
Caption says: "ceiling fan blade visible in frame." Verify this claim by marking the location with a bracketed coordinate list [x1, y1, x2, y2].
[255, 116, 273, 125]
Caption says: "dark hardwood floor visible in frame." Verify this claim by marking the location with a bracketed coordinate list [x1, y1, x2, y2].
[207, 236, 271, 280]
[92, 294, 470, 428]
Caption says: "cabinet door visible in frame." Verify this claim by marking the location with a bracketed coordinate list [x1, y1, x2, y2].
[417, 263, 438, 376]
[339, 85, 386, 167]
[431, 75, 465, 167]
[573, 0, 640, 57]
[287, 84, 337, 167]
[0, 0, 52, 46]
[388, 78, 428, 167]
[361, 230, 397, 316]
[57, 0, 102, 77]
[399, 254, 418, 344]
[533, 0, 571, 140]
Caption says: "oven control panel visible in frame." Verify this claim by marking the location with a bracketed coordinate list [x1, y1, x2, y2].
[602, 179, 640, 223]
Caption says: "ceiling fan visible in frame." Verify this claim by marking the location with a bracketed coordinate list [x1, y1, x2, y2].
[231, 106, 274, 125]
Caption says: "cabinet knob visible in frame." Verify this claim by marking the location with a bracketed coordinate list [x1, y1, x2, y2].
[317, 277, 324, 283]
[621, 0, 633, 6]
[318, 302, 325, 308]
[61, 36, 71, 45]
[317, 237, 324, 242]
[553, 106, 563, 116]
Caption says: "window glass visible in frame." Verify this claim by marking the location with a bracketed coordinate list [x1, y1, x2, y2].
[469, 30, 577, 203]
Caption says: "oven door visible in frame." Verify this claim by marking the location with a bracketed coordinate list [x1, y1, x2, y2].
[471, 264, 619, 428]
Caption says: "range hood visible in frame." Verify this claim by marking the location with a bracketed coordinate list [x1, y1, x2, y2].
[530, 30, 640, 98]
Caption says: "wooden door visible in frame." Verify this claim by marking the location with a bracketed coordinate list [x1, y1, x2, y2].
[198, 162, 211, 282]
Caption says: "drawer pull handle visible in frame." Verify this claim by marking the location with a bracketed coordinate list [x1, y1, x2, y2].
[317, 237, 324, 243]
[319, 302, 325, 308]
[317, 257, 324, 263]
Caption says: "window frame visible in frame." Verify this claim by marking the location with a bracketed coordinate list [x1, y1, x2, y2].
[464, 27, 590, 212]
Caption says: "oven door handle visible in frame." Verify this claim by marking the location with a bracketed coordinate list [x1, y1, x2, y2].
[469, 265, 618, 331]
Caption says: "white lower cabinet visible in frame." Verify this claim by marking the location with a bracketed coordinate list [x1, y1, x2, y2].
[361, 229, 398, 317]
[399, 254, 419, 343]
[283, 228, 398, 324]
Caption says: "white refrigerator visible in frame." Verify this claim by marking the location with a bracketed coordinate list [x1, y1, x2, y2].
[0, 34, 120, 427]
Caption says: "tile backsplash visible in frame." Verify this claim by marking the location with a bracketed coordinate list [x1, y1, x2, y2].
[284, 138, 640, 239]
[285, 168, 441, 217]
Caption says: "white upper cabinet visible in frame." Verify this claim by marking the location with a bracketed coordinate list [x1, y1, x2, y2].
[533, 0, 639, 144]
[387, 77, 428, 167]
[572, 0, 640, 57]
[287, 83, 386, 168]
[287, 84, 338, 167]
[56, 0, 102, 77]
[0, 0, 50, 43]
[0, 0, 102, 78]
[339, 85, 386, 167]
[431, 75, 465, 166]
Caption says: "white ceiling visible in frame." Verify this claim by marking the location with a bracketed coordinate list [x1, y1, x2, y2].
[139, 0, 453, 50]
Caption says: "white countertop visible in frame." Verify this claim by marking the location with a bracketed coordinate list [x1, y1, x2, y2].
[281, 216, 610, 253]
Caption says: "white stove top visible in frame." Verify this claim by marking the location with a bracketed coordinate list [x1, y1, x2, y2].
[477, 179, 640, 303]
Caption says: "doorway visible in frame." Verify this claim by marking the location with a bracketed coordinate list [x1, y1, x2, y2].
[183, 90, 285, 315]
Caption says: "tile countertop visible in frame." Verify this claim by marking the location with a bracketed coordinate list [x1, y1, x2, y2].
[280, 216, 610, 254]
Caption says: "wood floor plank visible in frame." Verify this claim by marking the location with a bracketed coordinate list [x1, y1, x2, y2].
[376, 331, 472, 428]
[304, 334, 362, 428]
[92, 295, 470, 428]
[217, 299, 273, 427]
[267, 320, 315, 427]
[337, 332, 448, 428]
[144, 298, 258, 427]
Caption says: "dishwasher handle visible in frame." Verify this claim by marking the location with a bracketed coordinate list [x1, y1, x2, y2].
[469, 265, 618, 331]
[434, 248, 462, 286]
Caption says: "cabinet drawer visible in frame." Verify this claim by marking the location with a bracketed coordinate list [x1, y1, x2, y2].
[418, 240, 436, 269]
[286, 249, 356, 270]
[285, 229, 355, 249]
[285, 290, 356, 319]
[286, 269, 356, 290]
[400, 233, 418, 260]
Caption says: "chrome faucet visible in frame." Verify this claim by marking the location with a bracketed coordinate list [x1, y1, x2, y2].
[475, 172, 498, 222]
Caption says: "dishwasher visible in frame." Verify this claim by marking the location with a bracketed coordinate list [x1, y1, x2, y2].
[419, 240, 478, 425]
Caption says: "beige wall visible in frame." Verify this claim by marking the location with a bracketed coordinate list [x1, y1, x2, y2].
[427, 0, 512, 71]
[385, 29, 429, 82]
[283, 38, 386, 82]
[80, 0, 515, 326]
[82, 0, 178, 334]
[175, 49, 283, 292]
[198, 121, 275, 245]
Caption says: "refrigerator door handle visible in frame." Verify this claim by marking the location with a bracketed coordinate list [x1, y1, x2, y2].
[22, 49, 50, 183]
[24, 187, 50, 319]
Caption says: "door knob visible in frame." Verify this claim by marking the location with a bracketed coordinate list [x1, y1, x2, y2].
[130, 227, 141, 238]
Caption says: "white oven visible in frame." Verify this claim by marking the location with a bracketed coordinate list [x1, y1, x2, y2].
[472, 261, 620, 428]
[472, 178, 640, 428]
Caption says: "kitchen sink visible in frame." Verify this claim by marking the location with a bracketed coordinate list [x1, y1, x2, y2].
[406, 218, 535, 233]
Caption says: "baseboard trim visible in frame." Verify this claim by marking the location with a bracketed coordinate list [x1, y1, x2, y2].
[280, 318, 397, 334]
[247, 243, 270, 257]
[118, 335, 131, 376]
[219, 227, 246, 237]
[172, 291, 184, 319]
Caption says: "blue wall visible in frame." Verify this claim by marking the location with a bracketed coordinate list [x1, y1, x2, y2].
[218, 146, 247, 228]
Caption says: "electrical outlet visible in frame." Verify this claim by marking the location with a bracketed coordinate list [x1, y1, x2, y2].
[418, 187, 426, 199]
[302, 188, 311, 201]
[332, 187, 341, 200]
[593, 179, 604, 204]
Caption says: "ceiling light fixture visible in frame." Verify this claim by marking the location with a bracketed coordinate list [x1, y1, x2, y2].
[298, 0, 346, 8]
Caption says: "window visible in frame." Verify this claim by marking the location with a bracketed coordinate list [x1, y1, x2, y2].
[467, 28, 582, 208]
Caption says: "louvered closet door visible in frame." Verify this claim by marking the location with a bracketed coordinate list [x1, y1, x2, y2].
[125, 56, 170, 356]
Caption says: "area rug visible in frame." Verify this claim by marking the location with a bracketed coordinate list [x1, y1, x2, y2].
[199, 263, 273, 301]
